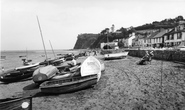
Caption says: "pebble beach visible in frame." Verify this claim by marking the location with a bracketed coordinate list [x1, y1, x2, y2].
[0, 55, 185, 110]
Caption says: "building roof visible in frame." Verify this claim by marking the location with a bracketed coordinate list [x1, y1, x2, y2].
[152, 29, 167, 38]
[164, 28, 185, 35]
[146, 31, 159, 39]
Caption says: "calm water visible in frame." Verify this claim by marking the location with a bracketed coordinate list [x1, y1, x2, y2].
[0, 50, 80, 69]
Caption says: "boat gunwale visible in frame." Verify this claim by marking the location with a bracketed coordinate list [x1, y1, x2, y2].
[40, 74, 97, 88]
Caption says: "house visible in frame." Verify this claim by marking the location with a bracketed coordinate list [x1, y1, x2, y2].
[100, 42, 119, 49]
[123, 32, 136, 47]
[151, 29, 170, 48]
[132, 29, 158, 48]
[164, 22, 185, 47]
[132, 34, 147, 47]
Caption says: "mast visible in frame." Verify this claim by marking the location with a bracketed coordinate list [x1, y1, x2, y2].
[36, 16, 48, 62]
[49, 40, 56, 59]
[26, 48, 28, 60]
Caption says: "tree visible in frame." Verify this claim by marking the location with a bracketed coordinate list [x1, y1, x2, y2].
[100, 28, 110, 35]
[175, 15, 184, 21]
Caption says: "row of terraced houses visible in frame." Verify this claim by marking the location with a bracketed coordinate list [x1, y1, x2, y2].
[120, 21, 185, 49]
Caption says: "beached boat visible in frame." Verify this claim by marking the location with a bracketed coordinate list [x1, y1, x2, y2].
[0, 97, 32, 110]
[104, 51, 129, 60]
[53, 64, 82, 79]
[39, 56, 101, 94]
[0, 64, 40, 83]
[80, 56, 101, 81]
[0, 69, 34, 83]
[32, 65, 59, 83]
[40, 74, 97, 94]
[38, 57, 65, 66]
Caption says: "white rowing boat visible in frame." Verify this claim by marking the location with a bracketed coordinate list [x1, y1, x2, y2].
[104, 51, 129, 60]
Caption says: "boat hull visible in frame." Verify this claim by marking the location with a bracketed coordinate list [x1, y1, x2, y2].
[104, 52, 128, 60]
[0, 69, 35, 83]
[32, 65, 59, 83]
[0, 97, 32, 110]
[40, 75, 97, 94]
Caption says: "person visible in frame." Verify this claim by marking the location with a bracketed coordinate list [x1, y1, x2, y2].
[148, 51, 154, 64]
[142, 50, 150, 61]
[93, 50, 97, 56]
[149, 51, 154, 57]
[137, 50, 150, 65]
[71, 56, 77, 66]
[67, 56, 77, 68]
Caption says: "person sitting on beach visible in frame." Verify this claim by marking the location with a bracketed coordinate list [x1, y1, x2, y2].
[139, 50, 154, 65]
[68, 56, 77, 67]
[142, 50, 150, 61]
[148, 51, 154, 63]
[93, 50, 97, 56]
[72, 56, 77, 66]
[137, 50, 150, 65]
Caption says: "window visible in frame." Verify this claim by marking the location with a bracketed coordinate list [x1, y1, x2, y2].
[166, 35, 170, 40]
[177, 32, 182, 39]
[171, 34, 174, 40]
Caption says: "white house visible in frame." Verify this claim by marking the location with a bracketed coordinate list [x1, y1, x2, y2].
[125, 32, 135, 47]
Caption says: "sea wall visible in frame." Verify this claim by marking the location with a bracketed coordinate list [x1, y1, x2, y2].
[128, 49, 185, 62]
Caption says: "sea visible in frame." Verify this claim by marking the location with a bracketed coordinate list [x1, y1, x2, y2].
[0, 49, 81, 70]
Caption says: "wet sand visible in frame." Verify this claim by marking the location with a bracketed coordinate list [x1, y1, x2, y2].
[0, 55, 185, 110]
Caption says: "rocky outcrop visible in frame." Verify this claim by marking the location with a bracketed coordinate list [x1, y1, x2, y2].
[73, 34, 99, 49]
[74, 33, 122, 49]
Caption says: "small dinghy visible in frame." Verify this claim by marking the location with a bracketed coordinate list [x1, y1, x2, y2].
[104, 51, 129, 60]
[32, 65, 59, 83]
[39, 56, 101, 94]
[0, 64, 39, 83]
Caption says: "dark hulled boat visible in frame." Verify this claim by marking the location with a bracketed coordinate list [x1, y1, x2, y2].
[0, 97, 32, 110]
[0, 69, 33, 83]
[40, 74, 97, 94]
[0, 63, 39, 83]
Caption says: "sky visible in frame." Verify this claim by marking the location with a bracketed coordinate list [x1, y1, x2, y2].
[1, 0, 185, 50]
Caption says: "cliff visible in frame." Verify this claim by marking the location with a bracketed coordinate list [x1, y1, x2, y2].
[74, 33, 121, 49]
[73, 34, 99, 49]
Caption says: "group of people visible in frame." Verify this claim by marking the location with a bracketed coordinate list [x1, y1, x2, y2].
[137, 50, 154, 65]
[84, 50, 98, 56]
